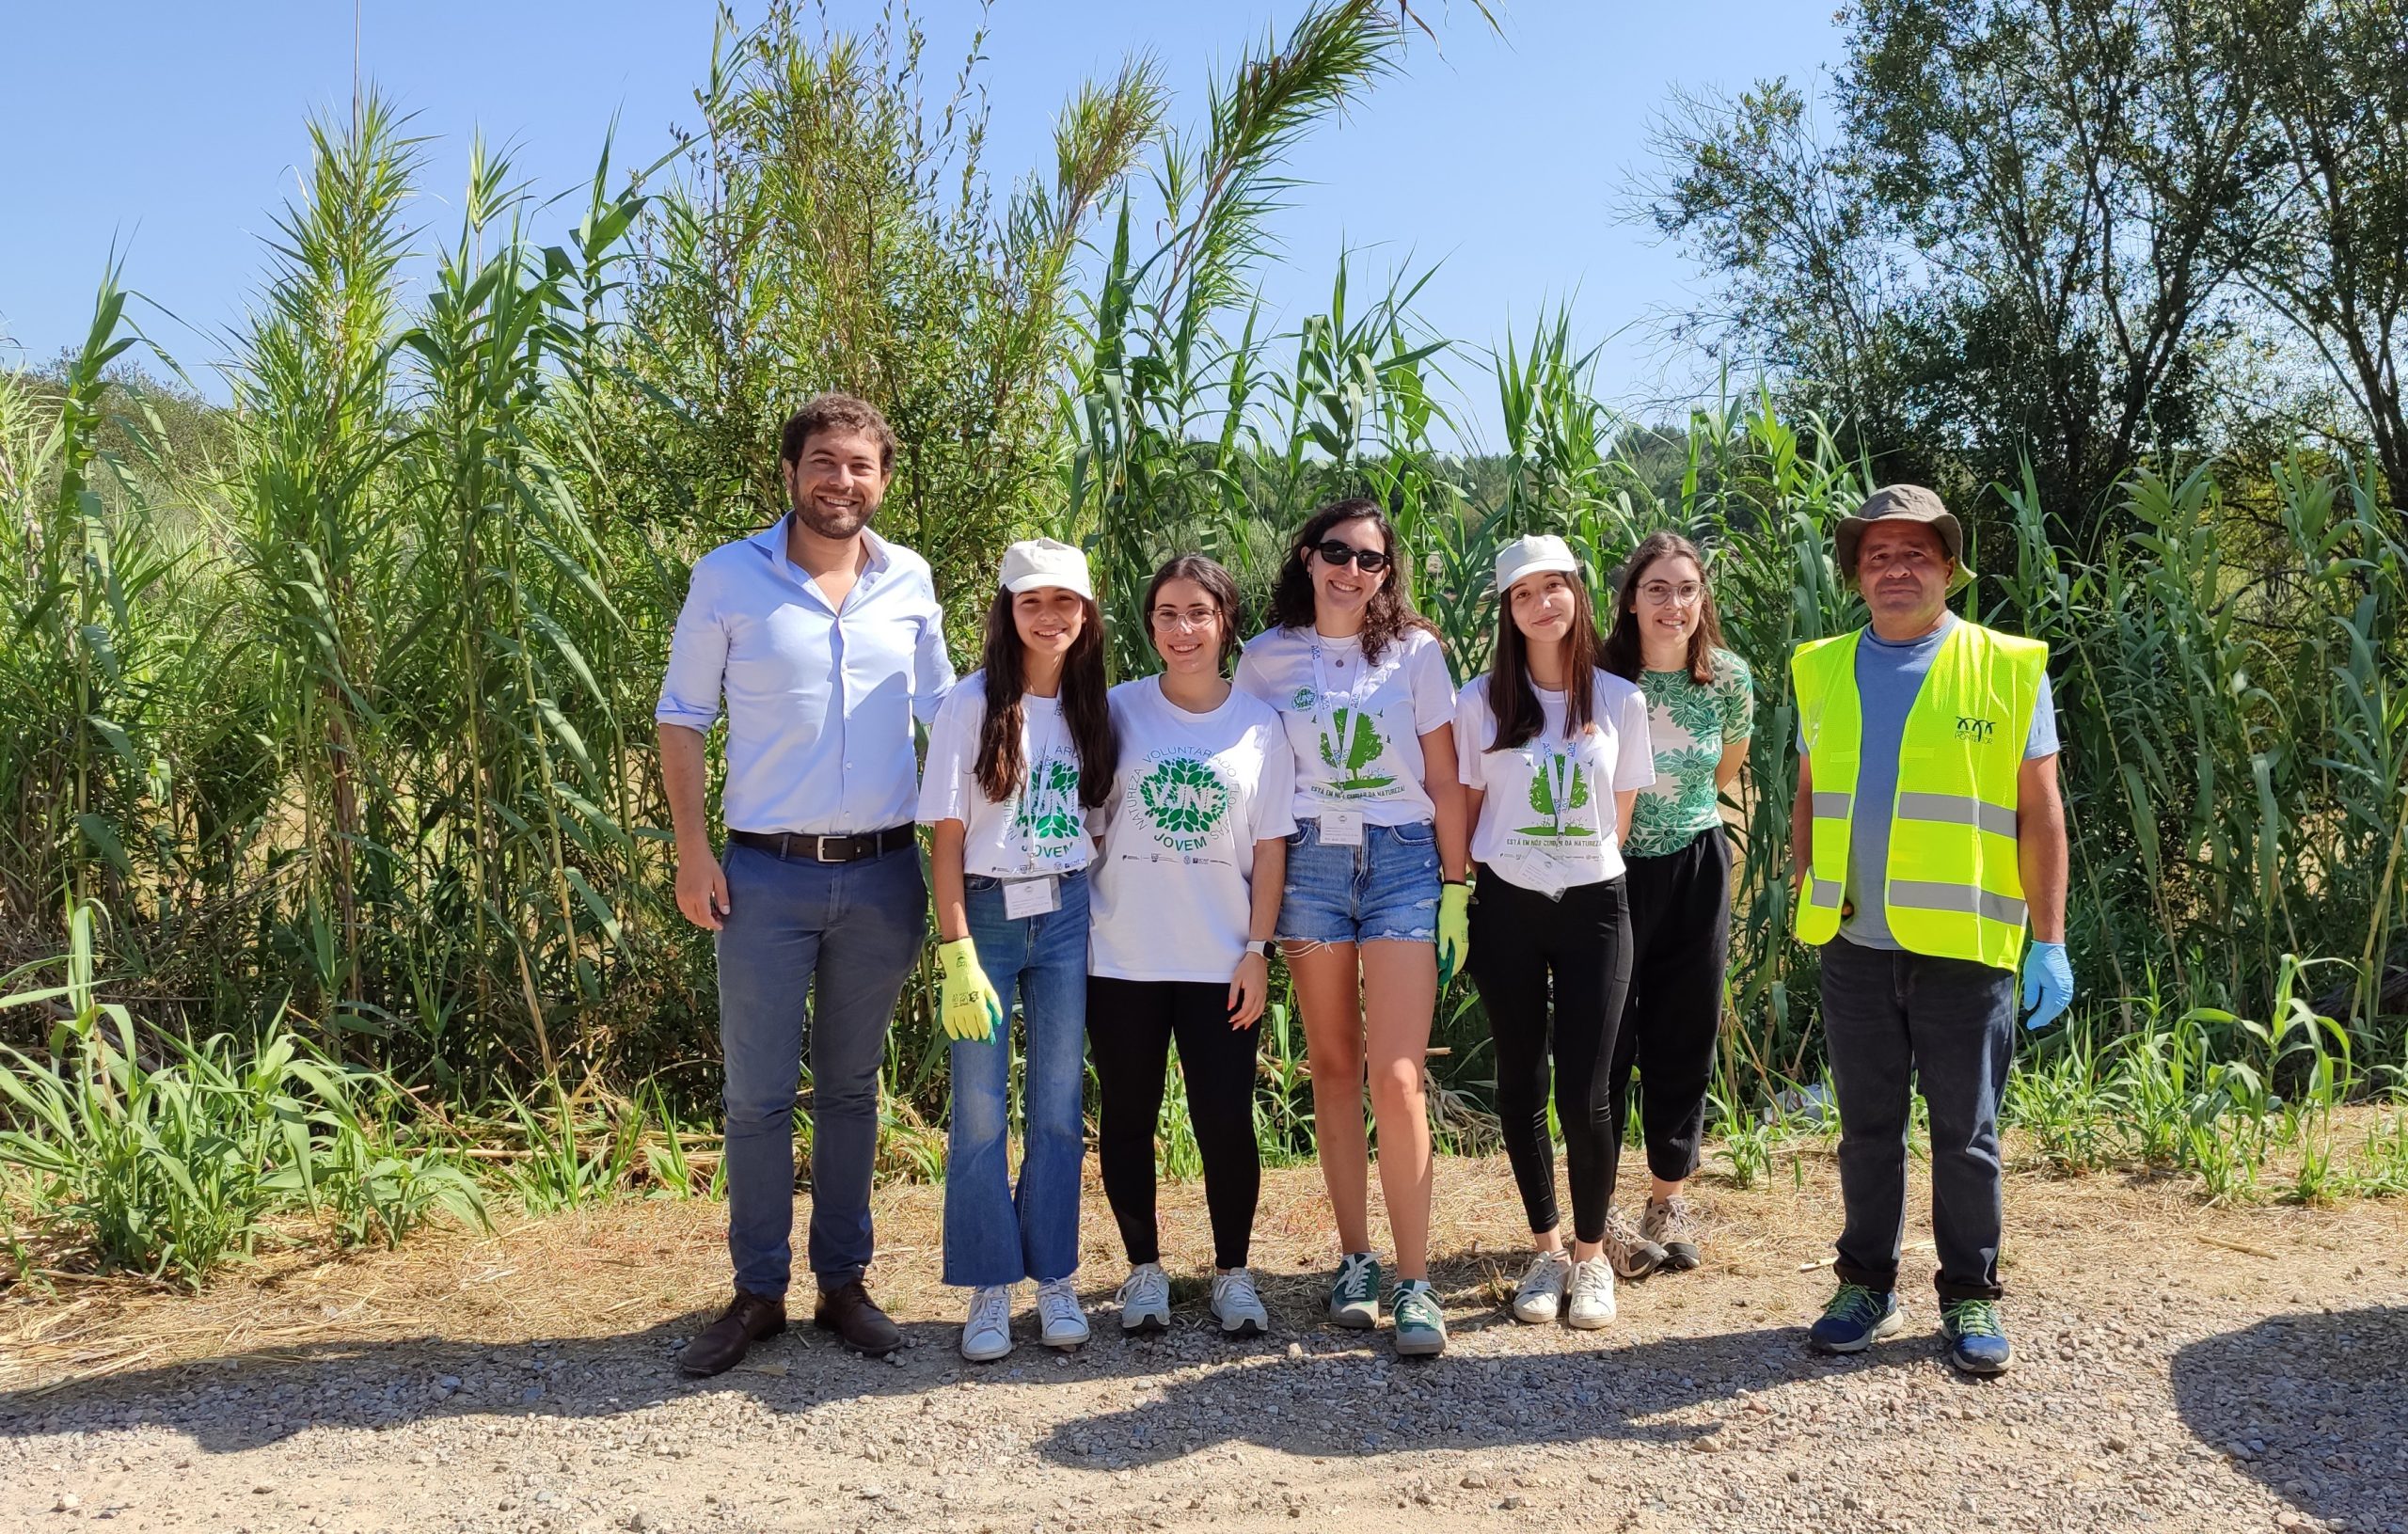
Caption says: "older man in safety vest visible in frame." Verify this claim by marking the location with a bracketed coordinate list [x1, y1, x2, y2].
[1787, 484, 2074, 1376]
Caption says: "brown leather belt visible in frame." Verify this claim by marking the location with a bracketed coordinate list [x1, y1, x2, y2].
[727, 825, 916, 862]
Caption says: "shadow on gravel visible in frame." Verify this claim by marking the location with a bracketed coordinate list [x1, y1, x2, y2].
[2171, 1305, 2408, 1534]
[0, 1261, 1929, 1463]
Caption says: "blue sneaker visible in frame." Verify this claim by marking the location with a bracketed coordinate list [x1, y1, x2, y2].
[1940, 1299, 2013, 1375]
[1809, 1282, 1903, 1352]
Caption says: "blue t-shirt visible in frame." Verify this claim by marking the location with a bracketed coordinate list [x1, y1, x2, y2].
[1799, 615, 2059, 950]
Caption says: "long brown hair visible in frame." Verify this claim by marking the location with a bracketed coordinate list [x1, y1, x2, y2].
[973, 588, 1117, 808]
[1264, 498, 1436, 665]
[1487, 570, 1606, 750]
[1601, 530, 1727, 686]
[1142, 553, 1244, 672]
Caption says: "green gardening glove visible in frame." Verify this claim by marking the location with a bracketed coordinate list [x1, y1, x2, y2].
[1436, 881, 1471, 988]
[937, 938, 1004, 1043]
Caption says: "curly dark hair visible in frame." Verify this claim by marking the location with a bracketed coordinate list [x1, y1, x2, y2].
[1262, 498, 1435, 665]
[1600, 530, 1727, 687]
[778, 392, 897, 473]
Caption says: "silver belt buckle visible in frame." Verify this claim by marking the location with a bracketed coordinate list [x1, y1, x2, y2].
[811, 833, 841, 863]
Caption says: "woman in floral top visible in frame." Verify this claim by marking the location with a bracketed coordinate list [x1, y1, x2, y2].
[1598, 530, 1754, 1271]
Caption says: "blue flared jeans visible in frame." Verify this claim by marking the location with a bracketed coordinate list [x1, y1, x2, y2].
[943, 867, 1090, 1288]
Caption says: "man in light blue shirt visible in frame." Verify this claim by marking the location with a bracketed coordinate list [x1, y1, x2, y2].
[657, 392, 954, 1374]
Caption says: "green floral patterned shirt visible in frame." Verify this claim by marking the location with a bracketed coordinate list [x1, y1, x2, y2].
[1625, 647, 1754, 859]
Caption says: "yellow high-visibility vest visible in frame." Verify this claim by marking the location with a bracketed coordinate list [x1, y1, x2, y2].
[1790, 620, 2049, 972]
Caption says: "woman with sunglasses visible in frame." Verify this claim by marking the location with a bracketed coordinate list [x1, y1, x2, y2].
[1089, 554, 1294, 1339]
[1234, 498, 1467, 1358]
[1457, 535, 1656, 1328]
[1598, 530, 1753, 1273]
[918, 539, 1117, 1362]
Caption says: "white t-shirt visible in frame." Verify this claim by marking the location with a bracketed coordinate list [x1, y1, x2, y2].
[1233, 625, 1457, 826]
[916, 671, 1096, 878]
[1455, 672, 1656, 893]
[1089, 676, 1297, 983]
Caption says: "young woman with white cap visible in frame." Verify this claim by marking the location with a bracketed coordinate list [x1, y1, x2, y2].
[1233, 498, 1467, 1358]
[1598, 530, 1753, 1274]
[1456, 533, 1656, 1329]
[918, 537, 1117, 1362]
[1088, 554, 1294, 1340]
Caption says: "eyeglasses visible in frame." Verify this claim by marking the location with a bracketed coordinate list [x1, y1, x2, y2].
[1312, 540, 1391, 574]
[1150, 606, 1220, 633]
[1640, 580, 1704, 608]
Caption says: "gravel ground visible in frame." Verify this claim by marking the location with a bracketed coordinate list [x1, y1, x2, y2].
[3, 1151, 2403, 1533]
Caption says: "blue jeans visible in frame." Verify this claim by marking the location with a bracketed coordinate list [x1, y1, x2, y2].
[944, 868, 1090, 1288]
[715, 840, 927, 1298]
[1818, 936, 2016, 1302]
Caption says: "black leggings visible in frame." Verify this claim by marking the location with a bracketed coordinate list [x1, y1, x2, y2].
[1609, 827, 1732, 1184]
[1466, 873, 1632, 1243]
[1086, 975, 1262, 1271]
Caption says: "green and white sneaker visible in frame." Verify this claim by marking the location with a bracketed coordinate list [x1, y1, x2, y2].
[1391, 1280, 1447, 1357]
[1328, 1251, 1381, 1329]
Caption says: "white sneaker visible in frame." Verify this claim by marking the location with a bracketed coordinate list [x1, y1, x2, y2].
[1117, 1262, 1171, 1334]
[1566, 1256, 1617, 1329]
[960, 1283, 1015, 1362]
[1210, 1268, 1269, 1337]
[1511, 1250, 1571, 1324]
[1035, 1277, 1089, 1350]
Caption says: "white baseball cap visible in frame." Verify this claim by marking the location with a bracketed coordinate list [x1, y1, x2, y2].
[999, 538, 1093, 600]
[1493, 533, 1580, 593]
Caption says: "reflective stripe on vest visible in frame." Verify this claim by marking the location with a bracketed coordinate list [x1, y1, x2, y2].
[1789, 621, 2048, 971]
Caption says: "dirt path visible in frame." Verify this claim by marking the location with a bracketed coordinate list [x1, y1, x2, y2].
[4, 1152, 2404, 1534]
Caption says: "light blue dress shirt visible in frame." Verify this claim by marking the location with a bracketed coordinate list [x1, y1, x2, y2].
[656, 517, 955, 835]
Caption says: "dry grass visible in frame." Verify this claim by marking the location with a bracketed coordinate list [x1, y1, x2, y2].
[7, 1128, 2403, 1400]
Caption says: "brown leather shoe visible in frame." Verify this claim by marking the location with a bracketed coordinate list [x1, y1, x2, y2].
[812, 1278, 902, 1356]
[679, 1289, 785, 1377]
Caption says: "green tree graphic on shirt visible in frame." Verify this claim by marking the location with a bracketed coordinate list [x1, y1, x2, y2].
[1517, 754, 1593, 838]
[1138, 754, 1230, 847]
[1316, 706, 1396, 793]
[1013, 756, 1085, 846]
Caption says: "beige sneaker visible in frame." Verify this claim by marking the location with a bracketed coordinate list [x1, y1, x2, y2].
[1643, 1194, 1703, 1271]
[1600, 1206, 1667, 1279]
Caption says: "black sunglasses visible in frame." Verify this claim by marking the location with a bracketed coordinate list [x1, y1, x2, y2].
[1312, 539, 1391, 574]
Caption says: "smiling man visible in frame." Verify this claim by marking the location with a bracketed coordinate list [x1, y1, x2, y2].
[1786, 484, 2073, 1376]
[656, 393, 955, 1373]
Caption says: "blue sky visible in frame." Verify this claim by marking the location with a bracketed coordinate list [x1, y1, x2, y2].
[2, 1, 1843, 446]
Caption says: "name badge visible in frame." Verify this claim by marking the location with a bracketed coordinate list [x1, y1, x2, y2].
[1320, 809, 1365, 846]
[1003, 875, 1060, 919]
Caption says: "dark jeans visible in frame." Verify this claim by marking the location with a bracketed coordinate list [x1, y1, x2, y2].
[1819, 935, 2016, 1302]
[1466, 873, 1633, 1244]
[715, 840, 927, 1298]
[1086, 976, 1262, 1271]
[1609, 827, 1732, 1185]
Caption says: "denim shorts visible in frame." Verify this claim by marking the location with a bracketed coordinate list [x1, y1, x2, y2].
[1277, 816, 1441, 946]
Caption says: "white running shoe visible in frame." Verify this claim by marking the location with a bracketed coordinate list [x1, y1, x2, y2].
[1511, 1250, 1571, 1324]
[1210, 1268, 1269, 1337]
[1035, 1277, 1089, 1350]
[1566, 1256, 1618, 1329]
[1117, 1262, 1171, 1334]
[960, 1283, 1015, 1362]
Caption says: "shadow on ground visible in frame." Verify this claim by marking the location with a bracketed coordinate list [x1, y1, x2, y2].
[0, 1257, 1931, 1463]
[2171, 1305, 2408, 1534]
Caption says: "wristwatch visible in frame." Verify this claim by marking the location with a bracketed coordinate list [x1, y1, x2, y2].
[1243, 939, 1275, 958]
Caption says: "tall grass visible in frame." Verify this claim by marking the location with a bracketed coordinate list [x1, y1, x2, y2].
[2, 3, 2405, 1285]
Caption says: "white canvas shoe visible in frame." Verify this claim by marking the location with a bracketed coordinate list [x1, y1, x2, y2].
[960, 1284, 1015, 1362]
[1511, 1250, 1571, 1324]
[1035, 1277, 1089, 1349]
[1566, 1257, 1618, 1330]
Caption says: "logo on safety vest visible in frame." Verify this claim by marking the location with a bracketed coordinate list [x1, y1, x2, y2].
[1954, 715, 1996, 743]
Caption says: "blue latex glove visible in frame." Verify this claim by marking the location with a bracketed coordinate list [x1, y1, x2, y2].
[2020, 941, 2074, 1031]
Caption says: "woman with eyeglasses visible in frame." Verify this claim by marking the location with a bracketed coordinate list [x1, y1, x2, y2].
[1233, 498, 1467, 1358]
[1597, 530, 1754, 1273]
[1089, 554, 1294, 1340]
[1458, 535, 1657, 1329]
